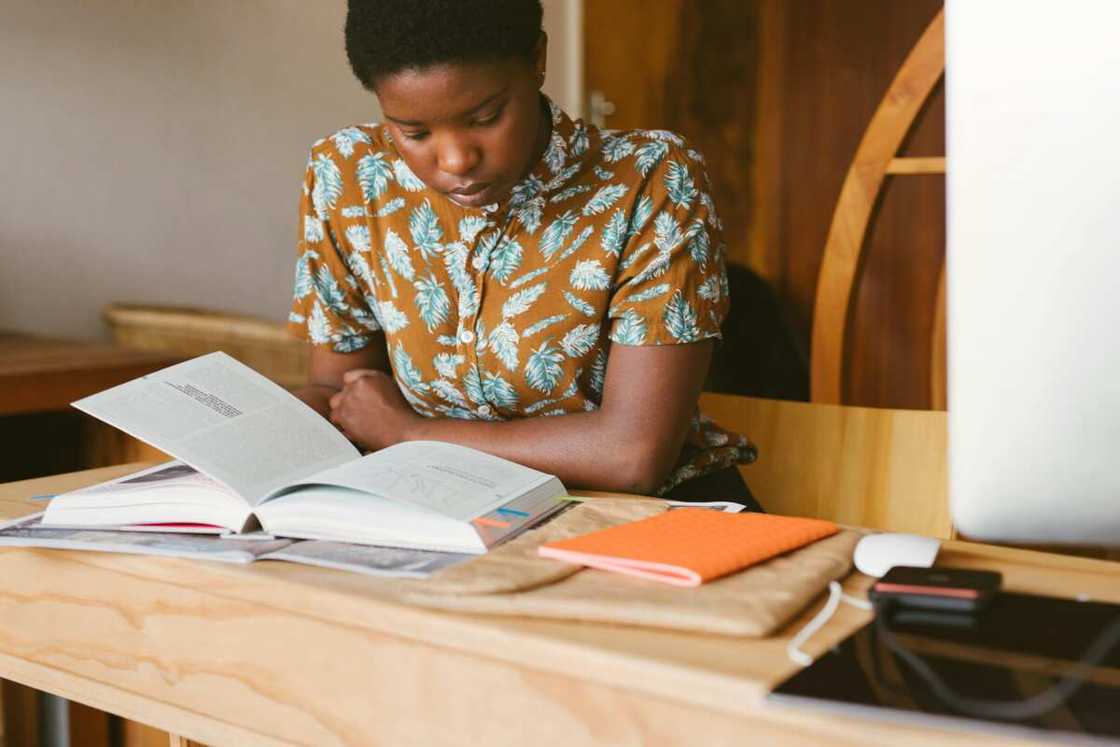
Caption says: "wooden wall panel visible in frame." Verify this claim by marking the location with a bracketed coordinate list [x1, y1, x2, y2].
[585, 0, 946, 409]
[583, 0, 759, 278]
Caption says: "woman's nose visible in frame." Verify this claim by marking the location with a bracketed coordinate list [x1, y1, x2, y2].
[437, 136, 480, 176]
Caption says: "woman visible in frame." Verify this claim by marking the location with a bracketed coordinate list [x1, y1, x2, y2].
[289, 0, 759, 507]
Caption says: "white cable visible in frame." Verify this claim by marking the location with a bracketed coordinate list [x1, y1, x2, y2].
[841, 587, 873, 611]
[787, 581, 872, 667]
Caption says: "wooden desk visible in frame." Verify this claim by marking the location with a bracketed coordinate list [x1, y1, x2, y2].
[0, 332, 180, 416]
[1, 466, 1118, 746]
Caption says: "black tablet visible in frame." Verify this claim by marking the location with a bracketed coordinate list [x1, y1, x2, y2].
[769, 592, 1120, 745]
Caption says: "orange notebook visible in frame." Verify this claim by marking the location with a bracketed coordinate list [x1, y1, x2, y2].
[538, 509, 838, 587]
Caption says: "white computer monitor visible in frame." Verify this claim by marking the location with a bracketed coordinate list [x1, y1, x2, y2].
[946, 0, 1120, 545]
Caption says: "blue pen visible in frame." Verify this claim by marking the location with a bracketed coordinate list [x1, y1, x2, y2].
[496, 507, 530, 517]
[30, 494, 57, 502]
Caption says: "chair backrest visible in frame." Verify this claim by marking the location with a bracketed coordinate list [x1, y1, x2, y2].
[700, 392, 951, 538]
[103, 303, 308, 389]
[810, 9, 947, 409]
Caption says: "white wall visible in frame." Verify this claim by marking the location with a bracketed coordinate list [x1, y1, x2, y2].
[543, 0, 584, 119]
[1, 0, 583, 341]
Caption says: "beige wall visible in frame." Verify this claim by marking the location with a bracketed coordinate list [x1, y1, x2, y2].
[1, 0, 583, 341]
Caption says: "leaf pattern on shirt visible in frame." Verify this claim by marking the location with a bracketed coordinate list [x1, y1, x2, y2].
[522, 313, 568, 338]
[376, 197, 406, 217]
[409, 200, 443, 260]
[377, 301, 409, 333]
[487, 237, 523, 284]
[560, 323, 599, 358]
[664, 160, 698, 210]
[627, 194, 654, 241]
[413, 274, 450, 331]
[600, 209, 628, 257]
[488, 321, 520, 372]
[538, 210, 578, 259]
[481, 372, 519, 409]
[304, 216, 325, 243]
[612, 308, 648, 345]
[582, 183, 628, 216]
[663, 290, 700, 343]
[331, 127, 371, 158]
[563, 290, 597, 317]
[502, 282, 548, 319]
[393, 159, 426, 191]
[310, 154, 343, 216]
[458, 215, 490, 243]
[569, 259, 610, 291]
[383, 228, 414, 281]
[513, 197, 544, 235]
[345, 224, 371, 253]
[357, 152, 393, 202]
[526, 339, 565, 393]
[293, 250, 318, 299]
[432, 352, 464, 379]
[634, 140, 669, 177]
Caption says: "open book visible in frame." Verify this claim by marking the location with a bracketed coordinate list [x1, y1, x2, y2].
[45, 352, 567, 554]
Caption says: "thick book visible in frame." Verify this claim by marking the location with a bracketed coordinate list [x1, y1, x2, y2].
[45, 352, 568, 554]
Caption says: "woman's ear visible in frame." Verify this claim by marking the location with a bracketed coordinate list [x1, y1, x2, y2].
[534, 31, 549, 88]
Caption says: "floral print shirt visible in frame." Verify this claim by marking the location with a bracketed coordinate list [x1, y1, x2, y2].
[288, 98, 756, 493]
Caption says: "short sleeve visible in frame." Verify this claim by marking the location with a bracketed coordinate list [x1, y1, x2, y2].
[608, 149, 730, 346]
[287, 147, 381, 353]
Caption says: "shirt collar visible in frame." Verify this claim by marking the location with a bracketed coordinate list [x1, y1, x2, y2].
[495, 96, 586, 214]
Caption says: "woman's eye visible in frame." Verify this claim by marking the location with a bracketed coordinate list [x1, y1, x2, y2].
[472, 111, 501, 127]
[403, 130, 429, 141]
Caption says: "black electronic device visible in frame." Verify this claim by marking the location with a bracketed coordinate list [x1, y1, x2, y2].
[869, 566, 1002, 613]
[769, 591, 1120, 744]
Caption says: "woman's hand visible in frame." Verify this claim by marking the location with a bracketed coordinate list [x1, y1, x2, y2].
[328, 369, 419, 451]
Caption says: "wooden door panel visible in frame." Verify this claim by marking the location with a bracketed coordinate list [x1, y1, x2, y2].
[584, 0, 946, 409]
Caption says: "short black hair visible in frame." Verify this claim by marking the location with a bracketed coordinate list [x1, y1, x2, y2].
[345, 0, 544, 90]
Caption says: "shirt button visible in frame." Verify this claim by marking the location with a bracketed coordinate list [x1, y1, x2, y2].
[478, 404, 492, 416]
[459, 329, 475, 344]
[472, 256, 487, 270]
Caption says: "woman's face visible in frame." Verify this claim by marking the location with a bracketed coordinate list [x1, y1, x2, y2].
[375, 42, 547, 208]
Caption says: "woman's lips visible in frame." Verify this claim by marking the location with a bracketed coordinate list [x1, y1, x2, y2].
[447, 182, 496, 207]
[450, 182, 489, 196]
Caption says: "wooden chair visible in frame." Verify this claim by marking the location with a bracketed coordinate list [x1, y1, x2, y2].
[810, 8, 947, 408]
[700, 393, 951, 538]
[103, 303, 308, 389]
[699, 11, 952, 538]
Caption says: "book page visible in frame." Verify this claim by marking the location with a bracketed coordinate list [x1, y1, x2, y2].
[0, 513, 292, 563]
[254, 485, 483, 552]
[272, 441, 553, 521]
[72, 352, 359, 503]
[43, 461, 252, 531]
[260, 540, 470, 578]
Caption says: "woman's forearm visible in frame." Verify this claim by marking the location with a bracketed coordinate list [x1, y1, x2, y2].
[292, 384, 340, 420]
[400, 409, 681, 495]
